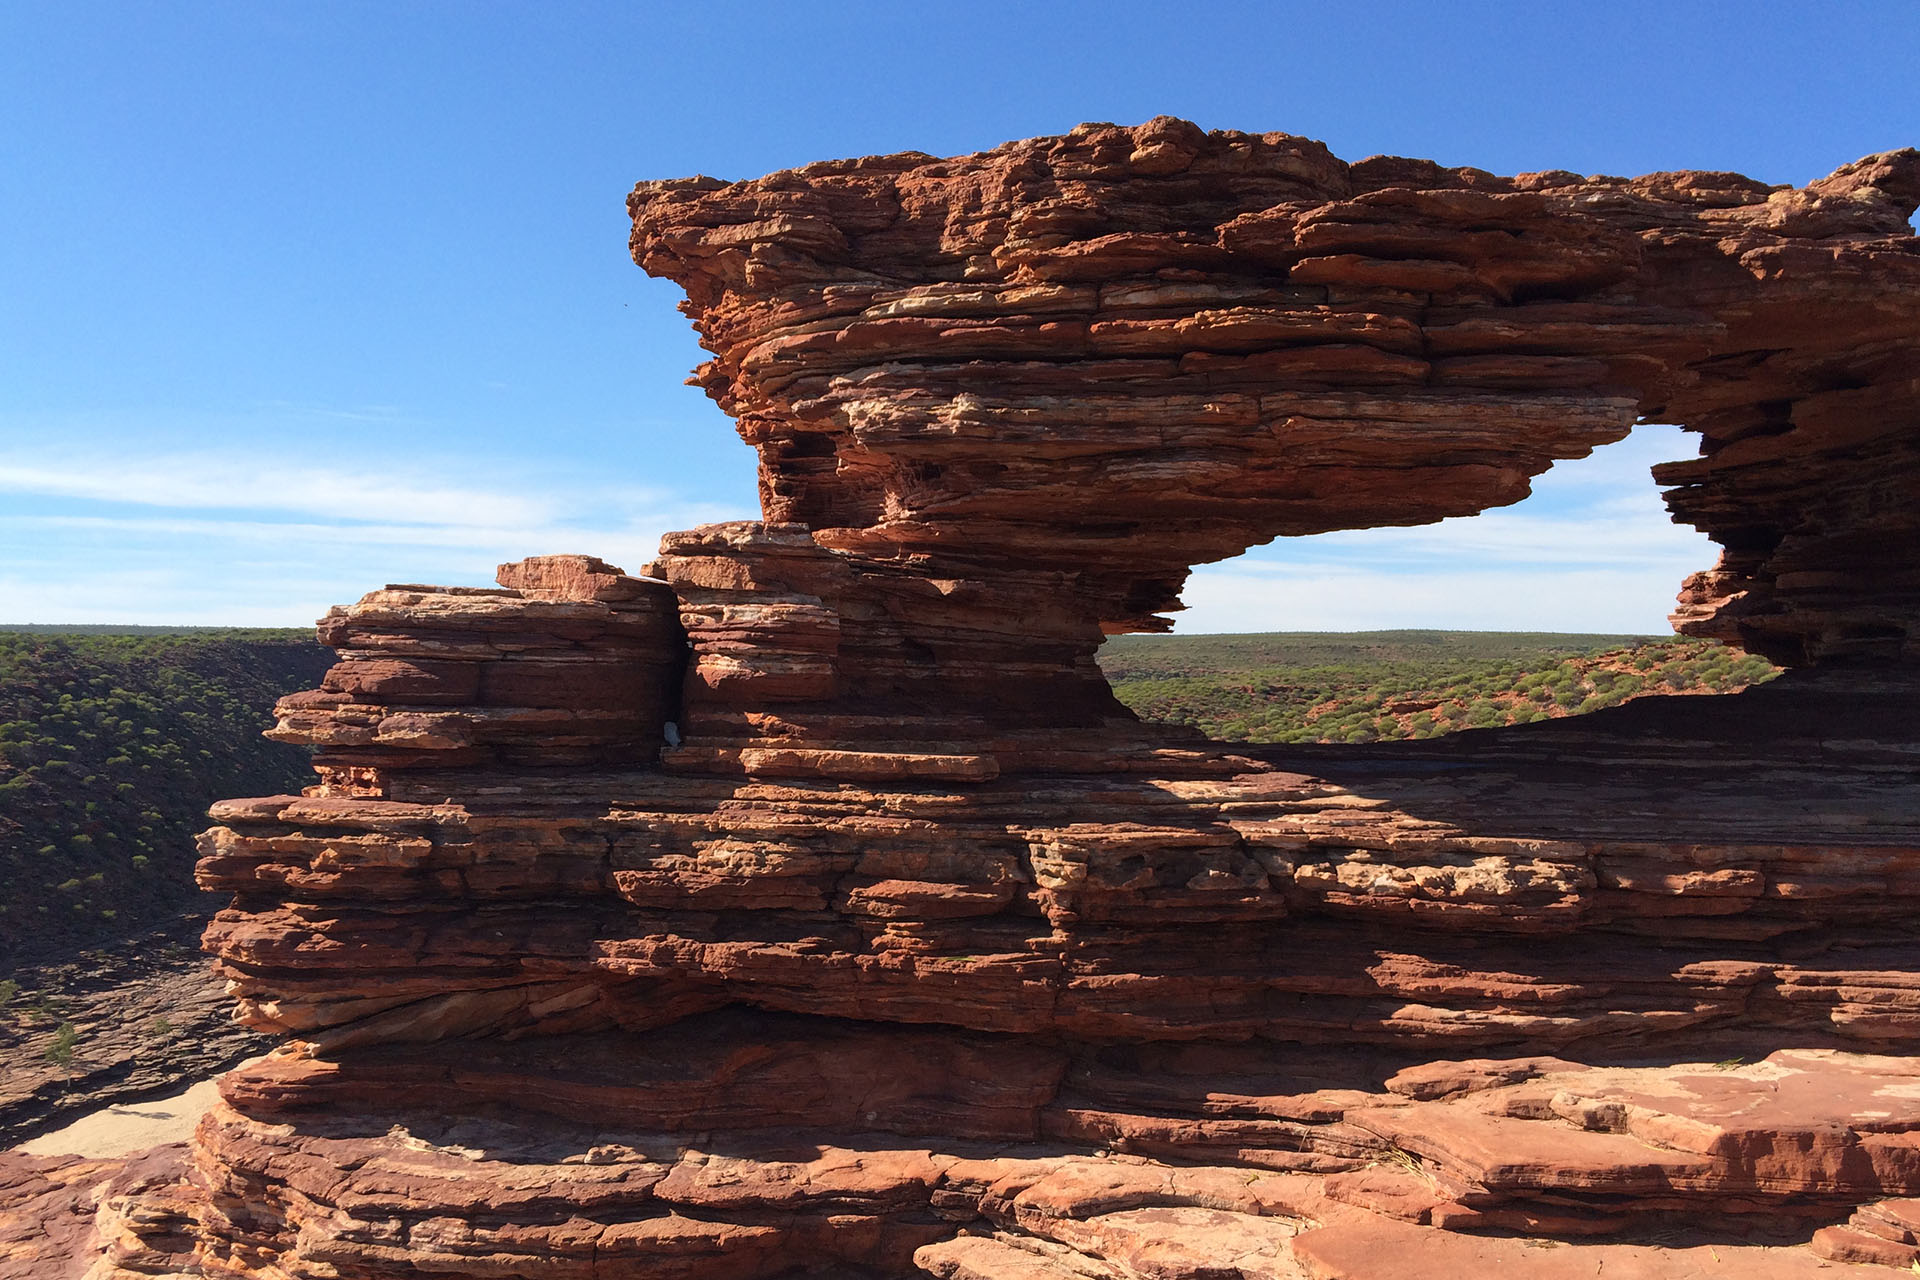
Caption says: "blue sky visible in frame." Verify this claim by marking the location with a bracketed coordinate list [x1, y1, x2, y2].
[3, 2, 1915, 631]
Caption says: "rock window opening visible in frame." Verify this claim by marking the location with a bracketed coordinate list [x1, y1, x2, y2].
[1096, 425, 1781, 746]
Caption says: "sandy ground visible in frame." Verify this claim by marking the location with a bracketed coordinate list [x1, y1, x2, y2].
[16, 1070, 237, 1157]
[2, 917, 272, 1148]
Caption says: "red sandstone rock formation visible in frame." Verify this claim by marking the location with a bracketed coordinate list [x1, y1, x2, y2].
[276, 554, 683, 796]
[18, 121, 1920, 1279]
[632, 118, 1920, 671]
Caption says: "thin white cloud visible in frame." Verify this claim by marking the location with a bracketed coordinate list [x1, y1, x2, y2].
[0, 510, 725, 557]
[249, 400, 408, 422]
[0, 564, 343, 628]
[1175, 425, 1715, 633]
[0, 440, 752, 623]
[0, 453, 559, 529]
[1515, 425, 1702, 491]
[1250, 504, 1704, 568]
[3, 423, 1714, 631]
[1177, 565, 1689, 635]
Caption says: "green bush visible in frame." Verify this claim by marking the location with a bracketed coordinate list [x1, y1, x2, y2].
[44, 1021, 78, 1073]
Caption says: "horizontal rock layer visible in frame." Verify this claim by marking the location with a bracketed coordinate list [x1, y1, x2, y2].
[646, 521, 1160, 774]
[632, 118, 1920, 666]
[277, 555, 684, 795]
[0, 1145, 196, 1280]
[23, 1041, 1920, 1279]
[204, 673, 1920, 1053]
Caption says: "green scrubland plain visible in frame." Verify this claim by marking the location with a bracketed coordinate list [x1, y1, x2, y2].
[1098, 630, 1780, 745]
[0, 628, 329, 960]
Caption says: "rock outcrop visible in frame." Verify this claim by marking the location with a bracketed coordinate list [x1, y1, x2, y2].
[274, 554, 684, 797]
[630, 119, 1920, 670]
[20, 120, 1920, 1279]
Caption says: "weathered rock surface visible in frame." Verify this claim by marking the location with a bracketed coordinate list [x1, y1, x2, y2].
[277, 554, 684, 797]
[23, 121, 1920, 1277]
[190, 665, 1920, 1063]
[0, 1145, 192, 1280]
[0, 919, 269, 1149]
[631, 117, 1920, 671]
[17, 1045, 1916, 1278]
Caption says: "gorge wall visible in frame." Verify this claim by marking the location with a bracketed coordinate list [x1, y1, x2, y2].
[13, 119, 1920, 1280]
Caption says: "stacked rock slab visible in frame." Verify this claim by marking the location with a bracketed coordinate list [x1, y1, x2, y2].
[274, 554, 684, 796]
[26, 121, 1920, 1279]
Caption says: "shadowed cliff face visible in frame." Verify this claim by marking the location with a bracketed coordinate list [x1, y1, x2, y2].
[19, 120, 1920, 1280]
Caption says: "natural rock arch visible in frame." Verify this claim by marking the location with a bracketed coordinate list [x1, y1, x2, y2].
[630, 117, 1920, 734]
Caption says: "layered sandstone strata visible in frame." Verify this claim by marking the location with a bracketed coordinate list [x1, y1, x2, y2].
[201, 670, 1920, 1054]
[631, 118, 1920, 676]
[21, 121, 1920, 1280]
[273, 555, 683, 796]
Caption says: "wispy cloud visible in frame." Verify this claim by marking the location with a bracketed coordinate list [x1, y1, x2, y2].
[1176, 564, 1695, 634]
[247, 399, 410, 423]
[0, 440, 752, 624]
[1176, 425, 1715, 633]
[0, 452, 559, 528]
[0, 509, 723, 557]
[1240, 496, 1702, 570]
[3, 423, 1714, 632]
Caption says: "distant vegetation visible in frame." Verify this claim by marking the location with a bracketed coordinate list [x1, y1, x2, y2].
[1099, 630, 1779, 745]
[0, 629, 328, 960]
